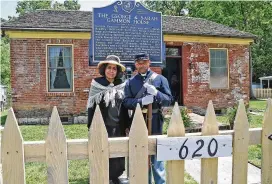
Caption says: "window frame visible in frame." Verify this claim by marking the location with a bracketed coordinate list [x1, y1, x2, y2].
[209, 48, 229, 89]
[165, 47, 181, 58]
[46, 44, 74, 92]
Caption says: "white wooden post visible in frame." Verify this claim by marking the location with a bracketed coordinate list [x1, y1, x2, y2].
[166, 103, 185, 184]
[201, 101, 219, 184]
[232, 100, 249, 184]
[46, 106, 68, 184]
[88, 106, 109, 184]
[129, 104, 148, 184]
[261, 98, 272, 184]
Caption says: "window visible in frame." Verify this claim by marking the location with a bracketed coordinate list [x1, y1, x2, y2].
[166, 47, 180, 56]
[209, 49, 228, 89]
[47, 45, 73, 92]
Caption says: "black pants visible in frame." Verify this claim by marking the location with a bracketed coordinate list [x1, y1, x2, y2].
[106, 125, 125, 181]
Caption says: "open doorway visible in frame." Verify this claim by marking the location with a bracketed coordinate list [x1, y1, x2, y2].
[162, 47, 182, 104]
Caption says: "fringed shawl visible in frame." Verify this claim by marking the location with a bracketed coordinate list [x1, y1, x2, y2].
[87, 79, 126, 109]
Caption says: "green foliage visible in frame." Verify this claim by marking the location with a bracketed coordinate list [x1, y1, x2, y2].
[63, 0, 81, 10]
[143, 0, 187, 16]
[180, 107, 192, 128]
[144, 1, 272, 82]
[0, 36, 10, 86]
[16, 0, 52, 15]
[226, 105, 252, 129]
[186, 1, 272, 82]
[226, 106, 238, 129]
[16, 0, 80, 16]
[163, 107, 192, 134]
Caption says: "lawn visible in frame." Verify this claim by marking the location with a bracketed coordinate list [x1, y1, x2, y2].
[249, 99, 267, 111]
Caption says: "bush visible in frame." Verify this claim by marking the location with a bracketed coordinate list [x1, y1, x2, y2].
[180, 107, 192, 128]
[226, 105, 251, 129]
[163, 107, 192, 134]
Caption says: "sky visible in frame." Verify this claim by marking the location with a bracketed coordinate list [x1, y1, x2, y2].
[0, 0, 117, 20]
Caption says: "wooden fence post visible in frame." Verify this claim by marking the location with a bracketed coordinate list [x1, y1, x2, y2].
[232, 99, 249, 184]
[201, 101, 218, 184]
[46, 106, 68, 184]
[166, 102, 185, 184]
[129, 104, 148, 184]
[2, 108, 25, 183]
[261, 98, 272, 184]
[88, 106, 109, 184]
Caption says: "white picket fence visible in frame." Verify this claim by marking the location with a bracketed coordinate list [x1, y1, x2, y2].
[0, 99, 272, 184]
[254, 88, 272, 99]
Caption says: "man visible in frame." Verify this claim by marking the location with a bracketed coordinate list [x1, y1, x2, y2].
[123, 53, 172, 184]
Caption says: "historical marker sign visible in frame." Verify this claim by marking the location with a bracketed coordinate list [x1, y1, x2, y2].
[91, 0, 162, 64]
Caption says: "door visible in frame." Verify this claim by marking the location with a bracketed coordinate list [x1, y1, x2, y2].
[162, 47, 182, 104]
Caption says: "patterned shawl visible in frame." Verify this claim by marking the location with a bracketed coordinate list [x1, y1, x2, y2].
[87, 79, 126, 109]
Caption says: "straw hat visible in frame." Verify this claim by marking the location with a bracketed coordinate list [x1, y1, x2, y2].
[97, 55, 126, 72]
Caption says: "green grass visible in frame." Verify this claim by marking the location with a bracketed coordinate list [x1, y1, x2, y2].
[184, 173, 198, 184]
[216, 115, 229, 125]
[0, 110, 8, 125]
[248, 145, 262, 168]
[249, 99, 267, 111]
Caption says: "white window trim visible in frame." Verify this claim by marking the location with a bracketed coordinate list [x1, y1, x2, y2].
[209, 48, 229, 89]
[46, 44, 74, 92]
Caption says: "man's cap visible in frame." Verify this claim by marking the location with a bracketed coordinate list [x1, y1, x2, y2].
[134, 53, 150, 62]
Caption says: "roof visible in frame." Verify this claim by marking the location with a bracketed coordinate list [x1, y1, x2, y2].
[259, 76, 272, 80]
[1, 10, 256, 38]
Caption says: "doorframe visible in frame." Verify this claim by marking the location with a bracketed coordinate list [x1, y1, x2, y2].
[165, 46, 183, 105]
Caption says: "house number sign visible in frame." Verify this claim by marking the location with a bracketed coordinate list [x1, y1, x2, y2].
[157, 135, 232, 161]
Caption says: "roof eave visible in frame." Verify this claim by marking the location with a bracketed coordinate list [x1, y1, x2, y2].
[1, 27, 91, 32]
[163, 32, 257, 39]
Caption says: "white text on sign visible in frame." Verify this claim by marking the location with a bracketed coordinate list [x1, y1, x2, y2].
[157, 135, 232, 161]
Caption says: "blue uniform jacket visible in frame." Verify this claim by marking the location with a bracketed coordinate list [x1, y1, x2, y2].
[123, 70, 173, 134]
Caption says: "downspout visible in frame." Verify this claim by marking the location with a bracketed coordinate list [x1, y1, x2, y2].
[249, 42, 256, 99]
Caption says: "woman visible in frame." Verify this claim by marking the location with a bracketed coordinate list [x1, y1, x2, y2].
[87, 55, 129, 184]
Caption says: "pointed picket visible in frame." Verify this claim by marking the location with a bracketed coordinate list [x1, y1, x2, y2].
[88, 106, 109, 184]
[201, 101, 218, 184]
[45, 106, 68, 183]
[261, 98, 272, 184]
[2, 108, 25, 183]
[167, 102, 185, 184]
[129, 104, 148, 184]
[232, 100, 249, 184]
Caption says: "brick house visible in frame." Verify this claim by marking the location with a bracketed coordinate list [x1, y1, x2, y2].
[1, 10, 255, 124]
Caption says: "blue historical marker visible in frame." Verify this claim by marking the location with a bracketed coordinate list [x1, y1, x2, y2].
[90, 0, 162, 65]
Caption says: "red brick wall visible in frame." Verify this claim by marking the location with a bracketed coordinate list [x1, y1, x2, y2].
[10, 38, 161, 119]
[166, 41, 250, 110]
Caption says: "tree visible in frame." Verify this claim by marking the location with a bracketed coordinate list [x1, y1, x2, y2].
[63, 0, 80, 10]
[0, 36, 10, 86]
[16, 0, 52, 15]
[16, 0, 81, 16]
[143, 0, 187, 16]
[186, 1, 272, 82]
